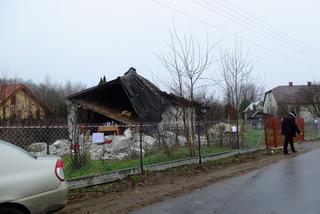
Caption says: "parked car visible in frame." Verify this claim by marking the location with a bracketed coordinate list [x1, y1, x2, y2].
[0, 140, 68, 214]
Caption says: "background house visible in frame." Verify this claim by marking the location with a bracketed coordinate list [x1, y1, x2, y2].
[243, 101, 267, 129]
[0, 83, 47, 123]
[243, 101, 263, 120]
[263, 82, 319, 121]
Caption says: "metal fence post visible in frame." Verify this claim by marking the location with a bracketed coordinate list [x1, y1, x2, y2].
[236, 117, 240, 155]
[46, 125, 50, 155]
[317, 117, 320, 137]
[196, 106, 207, 164]
[205, 117, 209, 146]
[139, 122, 144, 173]
[197, 120, 202, 164]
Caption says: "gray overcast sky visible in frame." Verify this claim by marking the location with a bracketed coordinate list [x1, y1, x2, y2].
[1, 0, 320, 93]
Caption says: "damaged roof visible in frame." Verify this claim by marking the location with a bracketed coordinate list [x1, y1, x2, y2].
[68, 67, 194, 123]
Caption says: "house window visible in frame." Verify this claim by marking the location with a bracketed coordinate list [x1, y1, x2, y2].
[11, 95, 16, 105]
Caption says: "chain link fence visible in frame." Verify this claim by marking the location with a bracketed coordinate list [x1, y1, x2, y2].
[0, 120, 264, 180]
[304, 118, 320, 140]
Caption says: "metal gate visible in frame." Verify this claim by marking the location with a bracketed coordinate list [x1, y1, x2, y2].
[264, 117, 304, 148]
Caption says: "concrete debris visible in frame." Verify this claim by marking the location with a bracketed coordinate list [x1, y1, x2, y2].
[124, 128, 132, 138]
[50, 140, 71, 156]
[142, 135, 157, 150]
[208, 122, 232, 135]
[29, 142, 47, 156]
[177, 135, 187, 146]
[29, 131, 191, 160]
[195, 135, 208, 145]
[102, 152, 129, 160]
[129, 147, 145, 158]
[29, 142, 47, 152]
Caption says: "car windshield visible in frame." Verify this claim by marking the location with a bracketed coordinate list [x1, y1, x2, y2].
[0, 140, 37, 159]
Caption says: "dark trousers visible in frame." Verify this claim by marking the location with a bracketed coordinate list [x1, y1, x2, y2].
[283, 135, 296, 153]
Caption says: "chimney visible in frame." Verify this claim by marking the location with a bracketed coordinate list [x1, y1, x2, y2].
[289, 82, 293, 86]
[307, 81, 312, 86]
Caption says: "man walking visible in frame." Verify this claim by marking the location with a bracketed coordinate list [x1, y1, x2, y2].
[281, 111, 301, 154]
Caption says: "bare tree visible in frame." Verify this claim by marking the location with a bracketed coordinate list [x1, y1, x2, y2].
[194, 89, 219, 146]
[218, 41, 256, 152]
[27, 76, 86, 123]
[155, 28, 191, 154]
[243, 83, 264, 102]
[156, 26, 216, 156]
[297, 82, 320, 118]
[183, 35, 216, 155]
[240, 82, 265, 113]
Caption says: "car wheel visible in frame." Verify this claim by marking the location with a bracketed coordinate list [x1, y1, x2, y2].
[0, 207, 27, 214]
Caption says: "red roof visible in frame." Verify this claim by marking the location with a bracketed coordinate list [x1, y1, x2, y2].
[272, 85, 304, 104]
[0, 84, 26, 104]
[266, 84, 320, 105]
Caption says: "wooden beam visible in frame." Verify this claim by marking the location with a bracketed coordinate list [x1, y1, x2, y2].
[73, 100, 137, 124]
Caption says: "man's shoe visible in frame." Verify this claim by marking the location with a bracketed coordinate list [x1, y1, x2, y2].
[284, 152, 290, 155]
[292, 150, 298, 153]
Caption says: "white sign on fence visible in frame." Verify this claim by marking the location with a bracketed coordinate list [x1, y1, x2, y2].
[92, 133, 104, 144]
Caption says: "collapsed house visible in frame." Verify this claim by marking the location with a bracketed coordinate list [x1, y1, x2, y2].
[67, 67, 194, 133]
[66, 68, 204, 160]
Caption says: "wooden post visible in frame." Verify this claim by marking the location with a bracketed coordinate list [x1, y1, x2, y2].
[273, 118, 277, 148]
[301, 118, 305, 141]
[264, 118, 268, 149]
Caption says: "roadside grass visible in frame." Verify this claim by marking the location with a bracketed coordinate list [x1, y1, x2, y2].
[63, 146, 231, 179]
[63, 156, 141, 179]
[244, 128, 264, 147]
[68, 148, 277, 199]
[200, 146, 231, 156]
[304, 127, 320, 140]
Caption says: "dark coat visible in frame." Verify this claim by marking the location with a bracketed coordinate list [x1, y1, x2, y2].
[281, 116, 301, 137]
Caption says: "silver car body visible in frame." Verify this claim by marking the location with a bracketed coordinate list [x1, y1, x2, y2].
[0, 140, 68, 213]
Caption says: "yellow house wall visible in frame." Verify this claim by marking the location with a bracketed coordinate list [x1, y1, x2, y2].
[0, 90, 45, 120]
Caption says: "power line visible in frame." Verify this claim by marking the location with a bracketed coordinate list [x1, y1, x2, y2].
[221, 0, 319, 55]
[205, 0, 320, 58]
[151, 0, 320, 70]
[194, 0, 320, 60]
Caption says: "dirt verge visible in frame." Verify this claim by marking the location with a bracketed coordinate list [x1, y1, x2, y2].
[58, 140, 320, 214]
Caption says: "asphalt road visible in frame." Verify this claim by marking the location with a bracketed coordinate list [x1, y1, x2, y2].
[132, 149, 320, 214]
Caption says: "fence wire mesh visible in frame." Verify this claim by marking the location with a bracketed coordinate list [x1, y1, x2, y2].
[304, 119, 320, 140]
[0, 120, 265, 180]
